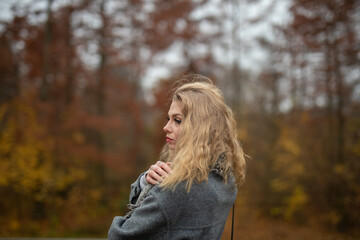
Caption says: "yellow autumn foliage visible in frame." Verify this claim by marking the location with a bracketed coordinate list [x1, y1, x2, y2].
[284, 186, 309, 220]
[269, 125, 308, 220]
[0, 101, 86, 202]
[0, 102, 54, 199]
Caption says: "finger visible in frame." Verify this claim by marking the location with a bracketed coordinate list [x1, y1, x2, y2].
[147, 171, 159, 185]
[156, 161, 173, 175]
[145, 172, 155, 184]
[156, 161, 165, 167]
[155, 167, 168, 179]
[148, 168, 164, 182]
[161, 163, 173, 174]
[150, 164, 168, 179]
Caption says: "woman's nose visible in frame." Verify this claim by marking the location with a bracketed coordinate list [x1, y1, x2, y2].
[163, 122, 171, 133]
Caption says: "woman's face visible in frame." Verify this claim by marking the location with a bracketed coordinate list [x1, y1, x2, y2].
[163, 101, 183, 150]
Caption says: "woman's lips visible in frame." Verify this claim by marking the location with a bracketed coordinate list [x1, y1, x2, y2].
[166, 137, 173, 143]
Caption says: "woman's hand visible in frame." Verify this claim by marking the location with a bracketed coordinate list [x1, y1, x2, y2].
[145, 161, 172, 185]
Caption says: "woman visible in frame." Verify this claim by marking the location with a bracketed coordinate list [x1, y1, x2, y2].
[108, 74, 246, 240]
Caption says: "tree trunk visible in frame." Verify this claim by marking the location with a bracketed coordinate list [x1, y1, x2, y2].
[39, 0, 53, 101]
[64, 6, 74, 106]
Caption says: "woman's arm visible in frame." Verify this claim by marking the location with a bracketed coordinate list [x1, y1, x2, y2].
[129, 161, 172, 204]
[108, 191, 168, 240]
[129, 172, 146, 204]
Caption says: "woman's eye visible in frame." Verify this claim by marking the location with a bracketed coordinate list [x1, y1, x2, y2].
[166, 117, 170, 121]
[174, 119, 181, 124]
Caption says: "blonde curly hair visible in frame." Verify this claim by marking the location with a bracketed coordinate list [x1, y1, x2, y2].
[160, 74, 246, 191]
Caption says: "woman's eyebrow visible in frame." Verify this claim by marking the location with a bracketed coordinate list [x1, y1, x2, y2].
[168, 113, 183, 117]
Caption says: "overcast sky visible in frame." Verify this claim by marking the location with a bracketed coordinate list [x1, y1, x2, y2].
[143, 0, 291, 89]
[0, 0, 291, 90]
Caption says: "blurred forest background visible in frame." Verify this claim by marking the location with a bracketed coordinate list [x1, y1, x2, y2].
[0, 0, 359, 239]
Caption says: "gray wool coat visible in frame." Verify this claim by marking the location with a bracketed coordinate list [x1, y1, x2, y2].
[108, 171, 237, 240]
